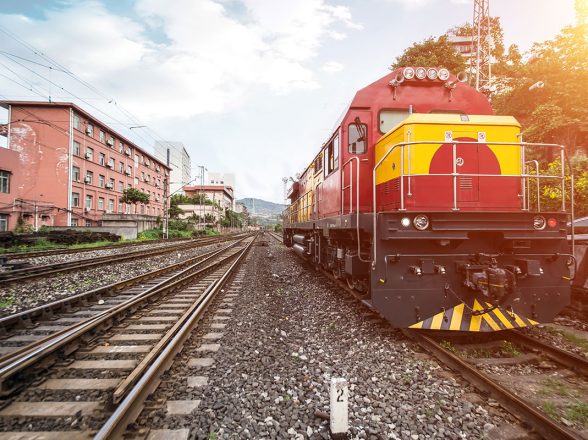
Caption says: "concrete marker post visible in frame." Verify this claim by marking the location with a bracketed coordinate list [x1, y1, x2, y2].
[330, 377, 349, 438]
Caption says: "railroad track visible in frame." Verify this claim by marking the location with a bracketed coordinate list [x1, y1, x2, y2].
[0, 237, 190, 260]
[273, 235, 588, 439]
[0, 234, 252, 358]
[0, 234, 256, 438]
[0, 233, 245, 286]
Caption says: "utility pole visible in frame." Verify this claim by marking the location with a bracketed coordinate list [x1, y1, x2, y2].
[197, 165, 206, 230]
[163, 148, 170, 239]
[471, 0, 492, 91]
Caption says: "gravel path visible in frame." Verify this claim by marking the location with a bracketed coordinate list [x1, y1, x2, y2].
[0, 242, 226, 317]
[142, 237, 517, 439]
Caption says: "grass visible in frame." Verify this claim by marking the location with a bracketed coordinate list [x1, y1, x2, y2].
[439, 340, 455, 352]
[542, 326, 588, 351]
[0, 297, 15, 309]
[500, 341, 521, 357]
[566, 403, 588, 425]
[542, 401, 558, 419]
[560, 331, 588, 351]
[538, 378, 578, 398]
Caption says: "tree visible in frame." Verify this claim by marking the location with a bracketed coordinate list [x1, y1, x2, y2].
[392, 35, 466, 73]
[121, 188, 149, 205]
[493, 24, 588, 154]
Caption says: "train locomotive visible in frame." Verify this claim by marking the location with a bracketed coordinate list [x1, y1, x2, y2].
[282, 66, 573, 332]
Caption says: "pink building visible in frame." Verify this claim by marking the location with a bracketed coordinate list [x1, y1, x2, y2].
[0, 101, 170, 231]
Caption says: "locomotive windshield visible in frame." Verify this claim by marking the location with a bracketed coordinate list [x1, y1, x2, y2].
[379, 109, 410, 133]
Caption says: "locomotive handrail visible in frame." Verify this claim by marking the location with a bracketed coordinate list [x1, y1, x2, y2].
[341, 157, 369, 263]
[372, 139, 572, 267]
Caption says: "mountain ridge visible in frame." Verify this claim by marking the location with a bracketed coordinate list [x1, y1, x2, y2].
[237, 198, 285, 216]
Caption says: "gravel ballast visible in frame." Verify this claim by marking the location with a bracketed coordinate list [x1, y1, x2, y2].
[0, 242, 227, 317]
[141, 236, 516, 439]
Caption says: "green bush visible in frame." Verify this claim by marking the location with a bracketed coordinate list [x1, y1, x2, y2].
[138, 229, 163, 240]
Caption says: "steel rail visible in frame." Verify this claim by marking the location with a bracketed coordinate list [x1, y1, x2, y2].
[1, 236, 190, 260]
[403, 329, 580, 440]
[0, 234, 245, 285]
[94, 237, 255, 440]
[0, 236, 251, 365]
[0, 237, 253, 393]
[507, 330, 588, 378]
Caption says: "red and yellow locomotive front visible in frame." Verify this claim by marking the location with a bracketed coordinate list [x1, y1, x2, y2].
[283, 66, 572, 332]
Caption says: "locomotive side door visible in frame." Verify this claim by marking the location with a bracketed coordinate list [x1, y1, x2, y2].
[342, 111, 371, 214]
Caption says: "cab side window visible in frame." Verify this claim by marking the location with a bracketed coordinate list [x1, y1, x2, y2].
[324, 134, 339, 176]
[348, 123, 367, 154]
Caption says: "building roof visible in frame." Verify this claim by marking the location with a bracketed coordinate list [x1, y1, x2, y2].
[0, 100, 171, 171]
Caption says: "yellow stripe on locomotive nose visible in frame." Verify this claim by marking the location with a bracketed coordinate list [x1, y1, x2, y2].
[409, 299, 538, 332]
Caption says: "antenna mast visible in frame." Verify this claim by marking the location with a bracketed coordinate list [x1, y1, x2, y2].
[471, 0, 492, 91]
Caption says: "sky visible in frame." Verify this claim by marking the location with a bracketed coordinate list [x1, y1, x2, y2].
[0, 0, 577, 203]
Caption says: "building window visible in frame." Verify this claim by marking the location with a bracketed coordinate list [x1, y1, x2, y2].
[99, 175, 105, 188]
[99, 130, 105, 143]
[85, 220, 92, 227]
[0, 214, 8, 231]
[85, 195, 93, 210]
[71, 218, 78, 227]
[109, 178, 115, 189]
[108, 199, 114, 212]
[73, 141, 81, 156]
[126, 165, 132, 175]
[72, 166, 80, 182]
[86, 123, 94, 137]
[99, 153, 106, 166]
[86, 147, 93, 161]
[118, 201, 123, 212]
[108, 157, 115, 168]
[85, 170, 93, 185]
[118, 181, 124, 192]
[73, 113, 81, 130]
[98, 197, 104, 210]
[119, 142, 124, 153]
[119, 162, 124, 173]
[0, 171, 10, 193]
[72, 192, 80, 207]
[134, 154, 139, 167]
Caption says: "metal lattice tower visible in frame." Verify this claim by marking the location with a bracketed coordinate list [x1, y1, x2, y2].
[470, 0, 492, 91]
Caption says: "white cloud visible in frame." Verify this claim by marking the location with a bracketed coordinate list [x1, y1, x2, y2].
[0, 0, 360, 119]
[321, 61, 344, 73]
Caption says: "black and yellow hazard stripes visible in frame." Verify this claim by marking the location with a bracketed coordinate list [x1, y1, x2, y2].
[409, 299, 538, 332]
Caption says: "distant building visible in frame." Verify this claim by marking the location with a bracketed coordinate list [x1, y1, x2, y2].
[0, 101, 170, 231]
[447, 34, 475, 61]
[208, 172, 235, 190]
[184, 185, 234, 211]
[154, 141, 191, 196]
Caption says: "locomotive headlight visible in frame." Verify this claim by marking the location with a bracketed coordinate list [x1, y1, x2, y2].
[413, 214, 430, 230]
[438, 68, 450, 81]
[533, 215, 547, 230]
[400, 217, 411, 228]
[403, 67, 415, 80]
[427, 68, 438, 80]
[415, 67, 427, 80]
